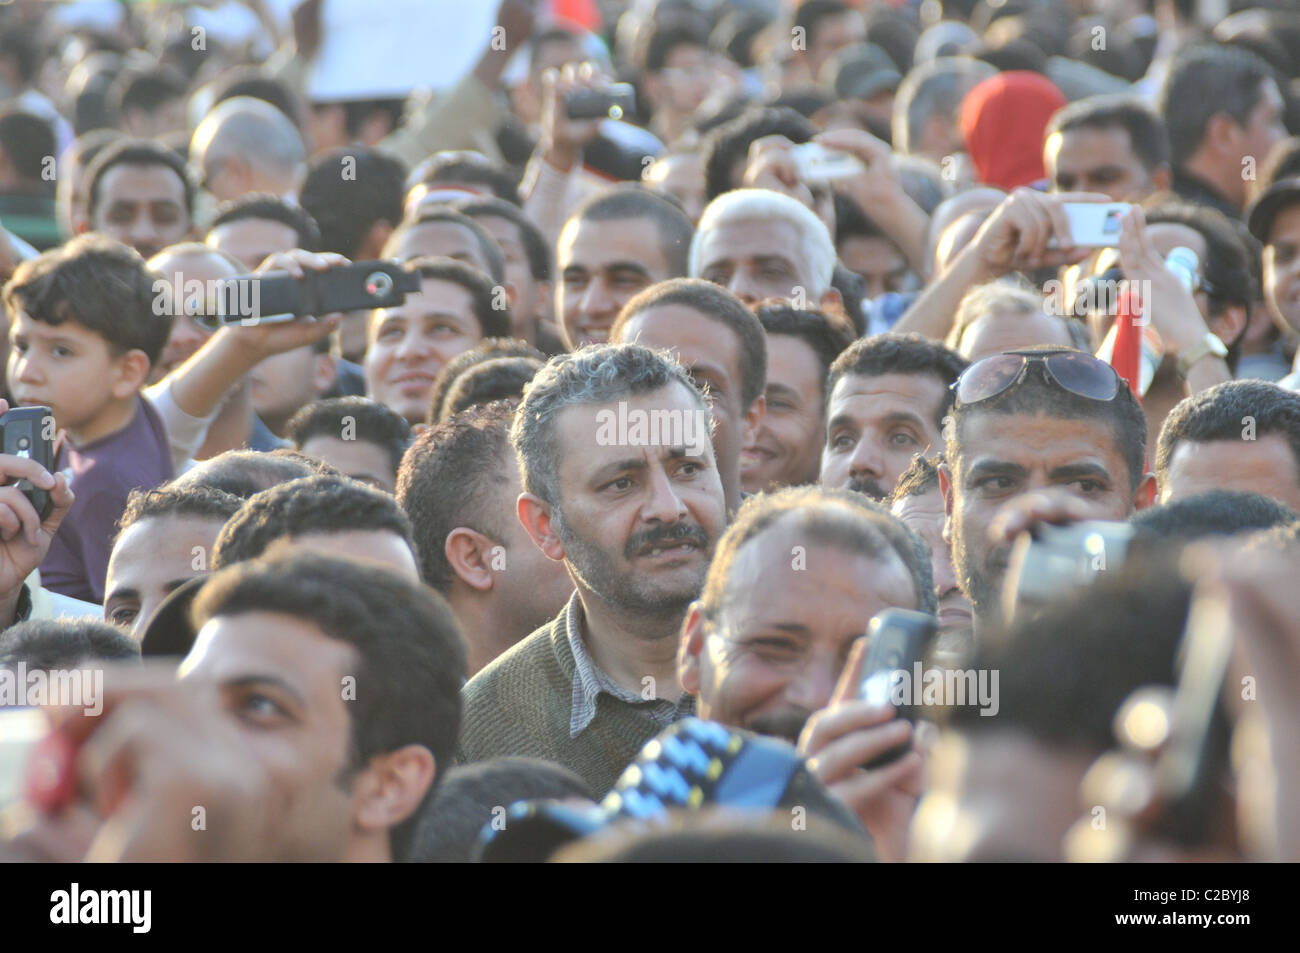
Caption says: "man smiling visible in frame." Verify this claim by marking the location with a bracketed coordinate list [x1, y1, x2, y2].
[364, 257, 512, 424]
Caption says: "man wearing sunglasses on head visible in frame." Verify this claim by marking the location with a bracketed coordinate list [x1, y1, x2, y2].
[938, 346, 1154, 639]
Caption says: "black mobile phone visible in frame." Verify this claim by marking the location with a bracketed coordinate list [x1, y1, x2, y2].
[858, 608, 938, 769]
[1, 405, 55, 520]
[194, 261, 421, 329]
[565, 83, 636, 120]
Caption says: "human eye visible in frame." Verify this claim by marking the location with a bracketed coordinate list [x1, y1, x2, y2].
[106, 605, 137, 626]
[236, 691, 291, 726]
[890, 430, 919, 447]
[1069, 477, 1106, 494]
[974, 474, 1016, 493]
[748, 637, 801, 662]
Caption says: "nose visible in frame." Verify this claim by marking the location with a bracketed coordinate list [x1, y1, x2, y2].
[641, 458, 688, 524]
[128, 211, 161, 249]
[847, 434, 886, 481]
[395, 328, 430, 362]
[579, 278, 618, 327]
[785, 654, 838, 714]
[727, 270, 761, 306]
[931, 542, 960, 598]
[12, 352, 40, 385]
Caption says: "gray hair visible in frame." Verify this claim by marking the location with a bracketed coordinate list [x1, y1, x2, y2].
[191, 96, 306, 183]
[690, 188, 836, 296]
[510, 343, 709, 508]
[893, 58, 996, 156]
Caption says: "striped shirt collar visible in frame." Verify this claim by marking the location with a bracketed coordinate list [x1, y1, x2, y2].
[564, 592, 694, 738]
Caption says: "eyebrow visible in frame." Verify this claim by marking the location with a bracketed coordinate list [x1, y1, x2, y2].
[752, 255, 796, 270]
[589, 448, 699, 484]
[964, 460, 1030, 482]
[879, 410, 929, 430]
[767, 382, 802, 402]
[826, 412, 860, 436]
[739, 622, 810, 638]
[590, 456, 649, 485]
[1047, 462, 1112, 483]
[602, 262, 653, 279]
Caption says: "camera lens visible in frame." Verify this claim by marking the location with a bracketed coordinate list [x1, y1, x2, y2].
[365, 272, 394, 299]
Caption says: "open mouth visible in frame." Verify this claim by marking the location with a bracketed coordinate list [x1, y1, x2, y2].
[635, 540, 700, 560]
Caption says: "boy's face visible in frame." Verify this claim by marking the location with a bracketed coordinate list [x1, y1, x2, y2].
[7, 311, 142, 440]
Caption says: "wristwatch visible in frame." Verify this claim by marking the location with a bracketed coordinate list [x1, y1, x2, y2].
[1177, 331, 1228, 377]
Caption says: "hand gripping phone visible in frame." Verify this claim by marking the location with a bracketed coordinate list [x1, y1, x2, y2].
[1, 405, 55, 520]
[858, 609, 939, 769]
[565, 84, 636, 121]
[193, 260, 421, 329]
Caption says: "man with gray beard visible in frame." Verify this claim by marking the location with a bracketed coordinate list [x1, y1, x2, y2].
[458, 344, 727, 796]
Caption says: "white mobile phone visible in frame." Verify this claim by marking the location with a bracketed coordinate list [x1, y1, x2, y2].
[1062, 202, 1132, 247]
[790, 143, 863, 183]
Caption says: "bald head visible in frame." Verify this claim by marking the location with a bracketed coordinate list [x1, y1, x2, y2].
[191, 97, 306, 203]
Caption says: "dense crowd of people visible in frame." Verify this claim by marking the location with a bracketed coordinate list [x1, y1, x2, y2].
[0, 0, 1298, 865]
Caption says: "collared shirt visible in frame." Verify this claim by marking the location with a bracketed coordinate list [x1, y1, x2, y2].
[562, 592, 694, 738]
[1170, 168, 1241, 222]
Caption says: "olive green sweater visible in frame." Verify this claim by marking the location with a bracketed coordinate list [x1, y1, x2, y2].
[458, 603, 695, 797]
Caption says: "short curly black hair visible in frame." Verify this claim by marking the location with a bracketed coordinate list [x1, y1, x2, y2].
[117, 484, 243, 542]
[190, 549, 465, 861]
[212, 475, 417, 569]
[286, 396, 412, 479]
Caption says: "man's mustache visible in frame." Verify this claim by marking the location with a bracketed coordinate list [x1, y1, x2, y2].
[624, 522, 711, 559]
[748, 708, 813, 744]
[848, 477, 889, 501]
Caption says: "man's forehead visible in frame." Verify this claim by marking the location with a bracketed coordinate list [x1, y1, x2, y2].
[1050, 124, 1137, 159]
[956, 410, 1124, 470]
[101, 162, 185, 198]
[183, 611, 357, 687]
[699, 218, 804, 265]
[553, 385, 707, 450]
[559, 216, 667, 268]
[830, 371, 948, 414]
[400, 222, 483, 261]
[152, 252, 240, 283]
[718, 516, 912, 621]
[619, 305, 740, 371]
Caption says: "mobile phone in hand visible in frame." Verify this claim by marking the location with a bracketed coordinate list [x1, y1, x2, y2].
[193, 261, 421, 329]
[0, 405, 55, 521]
[564, 84, 636, 121]
[858, 609, 938, 769]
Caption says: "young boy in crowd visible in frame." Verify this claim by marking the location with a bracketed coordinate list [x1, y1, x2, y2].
[4, 233, 174, 602]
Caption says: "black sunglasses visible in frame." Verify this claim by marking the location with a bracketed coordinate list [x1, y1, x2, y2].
[951, 350, 1123, 406]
